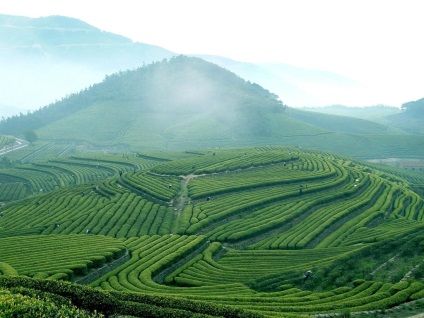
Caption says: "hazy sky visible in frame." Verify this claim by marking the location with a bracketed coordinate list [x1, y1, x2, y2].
[2, 0, 424, 107]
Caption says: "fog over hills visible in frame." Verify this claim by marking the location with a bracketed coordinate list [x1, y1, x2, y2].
[195, 55, 365, 108]
[0, 14, 175, 117]
[0, 56, 285, 146]
[1, 14, 372, 118]
[1, 55, 422, 159]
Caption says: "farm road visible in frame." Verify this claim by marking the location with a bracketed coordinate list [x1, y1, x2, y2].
[0, 137, 29, 156]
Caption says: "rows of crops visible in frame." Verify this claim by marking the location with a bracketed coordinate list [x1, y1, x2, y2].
[1, 141, 67, 163]
[151, 148, 299, 175]
[1, 146, 424, 316]
[0, 182, 26, 201]
[0, 153, 164, 201]
[120, 171, 180, 202]
[188, 157, 336, 199]
[0, 135, 13, 149]
[168, 243, 362, 286]
[0, 235, 126, 280]
[179, 160, 349, 237]
[0, 186, 176, 238]
[90, 234, 424, 315]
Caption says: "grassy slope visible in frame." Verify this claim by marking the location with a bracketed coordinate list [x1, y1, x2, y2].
[286, 107, 397, 134]
[301, 105, 401, 122]
[34, 102, 424, 159]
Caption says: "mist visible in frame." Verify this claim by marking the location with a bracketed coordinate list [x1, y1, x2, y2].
[0, 57, 106, 118]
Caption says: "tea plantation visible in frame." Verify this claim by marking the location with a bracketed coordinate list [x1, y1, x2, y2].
[1, 146, 424, 317]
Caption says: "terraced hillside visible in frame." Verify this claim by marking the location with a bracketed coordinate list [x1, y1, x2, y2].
[1, 146, 424, 317]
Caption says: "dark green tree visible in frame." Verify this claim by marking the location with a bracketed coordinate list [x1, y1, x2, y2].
[24, 130, 38, 143]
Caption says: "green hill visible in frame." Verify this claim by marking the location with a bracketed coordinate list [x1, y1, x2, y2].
[1, 55, 423, 159]
[0, 55, 286, 146]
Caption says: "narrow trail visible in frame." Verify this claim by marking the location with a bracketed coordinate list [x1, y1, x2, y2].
[171, 174, 200, 234]
[173, 174, 197, 212]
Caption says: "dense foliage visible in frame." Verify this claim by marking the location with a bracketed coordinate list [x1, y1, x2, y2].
[1, 146, 424, 317]
[0, 276, 263, 318]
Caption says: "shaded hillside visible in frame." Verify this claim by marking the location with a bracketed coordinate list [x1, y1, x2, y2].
[0, 14, 175, 116]
[285, 108, 394, 135]
[386, 98, 424, 134]
[301, 105, 401, 123]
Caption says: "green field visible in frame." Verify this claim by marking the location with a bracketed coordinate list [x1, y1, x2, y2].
[1, 146, 424, 317]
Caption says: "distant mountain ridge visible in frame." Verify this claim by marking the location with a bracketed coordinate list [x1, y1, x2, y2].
[0, 14, 176, 117]
[1, 14, 370, 118]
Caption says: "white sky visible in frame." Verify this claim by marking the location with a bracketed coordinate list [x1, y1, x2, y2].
[1, 0, 424, 107]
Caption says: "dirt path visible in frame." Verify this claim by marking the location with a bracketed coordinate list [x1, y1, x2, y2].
[170, 174, 199, 234]
[173, 174, 196, 211]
